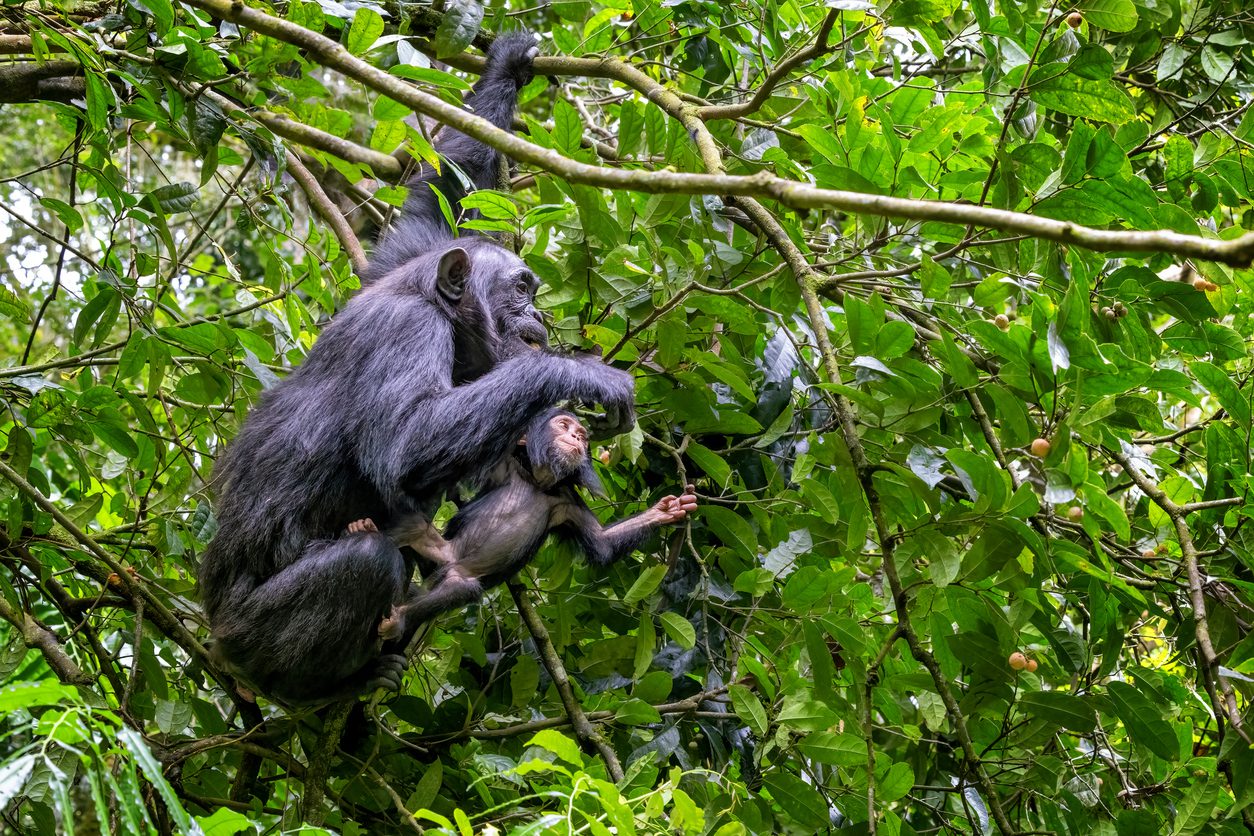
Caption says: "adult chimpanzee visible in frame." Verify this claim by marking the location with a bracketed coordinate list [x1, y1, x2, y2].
[199, 34, 636, 705]
[359, 409, 698, 638]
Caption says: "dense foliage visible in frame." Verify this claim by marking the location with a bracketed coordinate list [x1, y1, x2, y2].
[4, 0, 1254, 833]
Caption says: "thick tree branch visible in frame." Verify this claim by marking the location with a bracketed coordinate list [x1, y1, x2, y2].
[0, 596, 92, 684]
[0, 60, 83, 103]
[196, 88, 404, 180]
[178, 0, 1254, 267]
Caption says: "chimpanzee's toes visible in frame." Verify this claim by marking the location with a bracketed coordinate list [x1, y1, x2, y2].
[365, 653, 408, 693]
[346, 518, 379, 535]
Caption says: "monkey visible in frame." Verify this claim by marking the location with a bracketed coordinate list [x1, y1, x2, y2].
[371, 408, 698, 638]
[199, 34, 637, 705]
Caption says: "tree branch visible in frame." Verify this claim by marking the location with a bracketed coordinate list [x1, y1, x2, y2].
[0, 60, 84, 103]
[1109, 448, 1250, 744]
[286, 151, 369, 273]
[177, 0, 1254, 267]
[696, 11, 841, 120]
[0, 595, 92, 685]
[508, 582, 624, 781]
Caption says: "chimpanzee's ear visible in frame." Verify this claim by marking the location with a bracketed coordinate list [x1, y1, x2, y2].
[436, 247, 470, 303]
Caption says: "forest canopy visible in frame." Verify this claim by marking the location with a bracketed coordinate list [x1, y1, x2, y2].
[3, 0, 1254, 834]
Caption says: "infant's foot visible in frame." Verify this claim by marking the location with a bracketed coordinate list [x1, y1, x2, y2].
[347, 518, 378, 535]
[378, 605, 404, 641]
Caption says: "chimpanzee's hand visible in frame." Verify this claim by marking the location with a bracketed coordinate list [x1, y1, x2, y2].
[486, 32, 540, 90]
[651, 486, 698, 525]
[568, 352, 636, 438]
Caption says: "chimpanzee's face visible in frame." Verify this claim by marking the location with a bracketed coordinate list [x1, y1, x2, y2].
[476, 246, 547, 359]
[549, 413, 589, 464]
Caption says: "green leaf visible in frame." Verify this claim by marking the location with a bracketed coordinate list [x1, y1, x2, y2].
[92, 423, 138, 458]
[1082, 0, 1138, 31]
[370, 119, 406, 153]
[435, 0, 485, 58]
[614, 698, 662, 725]
[621, 563, 668, 605]
[345, 7, 384, 55]
[1019, 691, 1097, 732]
[729, 684, 768, 737]
[797, 124, 846, 165]
[120, 726, 194, 833]
[1029, 64, 1135, 123]
[528, 729, 583, 767]
[196, 807, 254, 836]
[798, 732, 864, 766]
[27, 390, 72, 428]
[701, 505, 758, 559]
[658, 612, 696, 649]
[686, 441, 731, 488]
[148, 181, 199, 213]
[1191, 361, 1251, 429]
[763, 771, 828, 828]
[1107, 681, 1180, 761]
[1171, 778, 1219, 836]
[879, 762, 914, 803]
[0, 285, 31, 322]
[0, 682, 78, 711]
[553, 98, 583, 154]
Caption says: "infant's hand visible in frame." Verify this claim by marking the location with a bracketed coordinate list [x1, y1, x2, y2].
[652, 485, 698, 525]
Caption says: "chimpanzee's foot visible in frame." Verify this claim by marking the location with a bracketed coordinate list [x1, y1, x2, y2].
[346, 518, 378, 535]
[378, 605, 405, 641]
[363, 653, 407, 693]
[236, 684, 256, 703]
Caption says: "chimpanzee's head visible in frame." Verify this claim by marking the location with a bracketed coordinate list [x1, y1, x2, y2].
[432, 240, 548, 379]
[523, 408, 604, 495]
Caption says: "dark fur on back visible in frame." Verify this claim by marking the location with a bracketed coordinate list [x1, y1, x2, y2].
[197, 34, 637, 704]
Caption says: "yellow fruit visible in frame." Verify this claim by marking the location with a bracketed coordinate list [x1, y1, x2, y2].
[1026, 659, 1038, 673]
[1009, 652, 1028, 671]
[994, 314, 1010, 330]
[1066, 12, 1082, 27]
[1067, 506, 1084, 522]
[1030, 437, 1051, 457]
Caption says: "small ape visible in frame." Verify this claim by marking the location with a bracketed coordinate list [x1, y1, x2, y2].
[200, 35, 636, 705]
[375, 409, 698, 637]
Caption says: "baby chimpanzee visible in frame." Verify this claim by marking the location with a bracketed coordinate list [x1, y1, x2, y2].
[357, 408, 697, 637]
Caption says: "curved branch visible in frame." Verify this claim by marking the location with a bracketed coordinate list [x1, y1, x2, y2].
[178, 0, 1254, 267]
[286, 151, 369, 273]
[696, 11, 841, 120]
[0, 596, 92, 684]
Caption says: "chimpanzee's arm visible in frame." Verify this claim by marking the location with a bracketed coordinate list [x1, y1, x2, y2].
[558, 488, 698, 567]
[368, 33, 537, 278]
[369, 352, 636, 498]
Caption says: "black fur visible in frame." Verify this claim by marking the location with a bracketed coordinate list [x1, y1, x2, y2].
[199, 35, 636, 705]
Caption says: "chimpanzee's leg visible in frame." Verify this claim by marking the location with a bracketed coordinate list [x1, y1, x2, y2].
[380, 565, 485, 652]
[212, 526, 409, 704]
